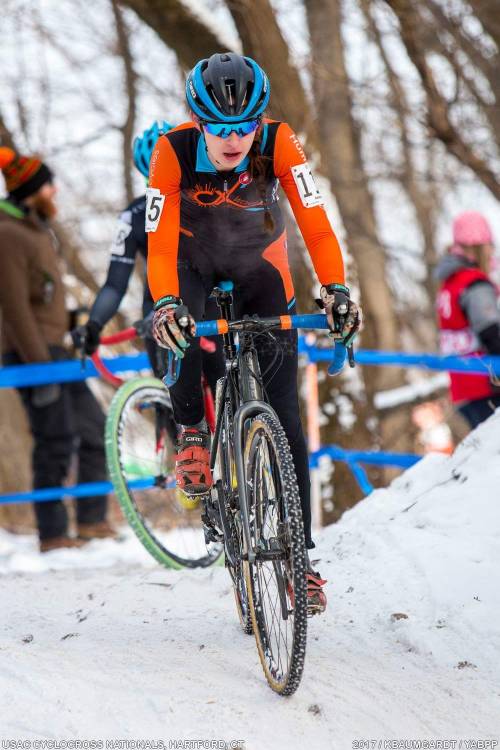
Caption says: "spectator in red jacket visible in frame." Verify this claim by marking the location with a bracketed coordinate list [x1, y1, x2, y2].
[436, 211, 500, 428]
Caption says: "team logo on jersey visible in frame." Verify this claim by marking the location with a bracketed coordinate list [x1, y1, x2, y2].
[239, 171, 252, 186]
[187, 181, 261, 209]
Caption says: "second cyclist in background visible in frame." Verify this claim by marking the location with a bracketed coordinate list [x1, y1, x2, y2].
[72, 121, 222, 392]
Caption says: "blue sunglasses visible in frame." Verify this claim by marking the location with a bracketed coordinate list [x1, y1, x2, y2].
[201, 118, 261, 139]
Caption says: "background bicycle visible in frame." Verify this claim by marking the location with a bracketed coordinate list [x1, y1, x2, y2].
[91, 323, 223, 570]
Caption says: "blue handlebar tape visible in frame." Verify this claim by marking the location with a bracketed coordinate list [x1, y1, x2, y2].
[195, 320, 219, 337]
[195, 313, 331, 337]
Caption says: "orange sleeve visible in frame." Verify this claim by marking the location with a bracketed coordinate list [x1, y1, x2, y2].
[146, 134, 182, 300]
[274, 122, 345, 286]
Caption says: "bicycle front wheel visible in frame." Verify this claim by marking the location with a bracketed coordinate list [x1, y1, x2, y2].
[105, 376, 222, 569]
[243, 411, 308, 695]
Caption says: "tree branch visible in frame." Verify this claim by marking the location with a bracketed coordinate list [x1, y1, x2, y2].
[360, 0, 439, 312]
[118, 0, 226, 69]
[384, 0, 500, 201]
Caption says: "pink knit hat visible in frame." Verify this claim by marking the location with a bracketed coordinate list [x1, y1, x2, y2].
[453, 211, 493, 246]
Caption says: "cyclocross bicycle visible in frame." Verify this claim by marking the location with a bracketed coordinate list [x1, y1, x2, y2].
[176, 281, 348, 696]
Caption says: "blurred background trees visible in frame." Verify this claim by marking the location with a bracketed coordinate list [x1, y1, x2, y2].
[1, 0, 498, 525]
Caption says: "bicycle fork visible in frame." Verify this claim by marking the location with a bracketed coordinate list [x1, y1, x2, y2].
[233, 400, 278, 564]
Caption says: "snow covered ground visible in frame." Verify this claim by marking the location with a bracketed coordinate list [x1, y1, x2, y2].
[1, 412, 500, 747]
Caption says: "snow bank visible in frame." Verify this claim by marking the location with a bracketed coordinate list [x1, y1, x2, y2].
[1, 413, 500, 745]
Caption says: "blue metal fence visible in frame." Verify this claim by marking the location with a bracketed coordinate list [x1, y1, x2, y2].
[1, 342, 494, 504]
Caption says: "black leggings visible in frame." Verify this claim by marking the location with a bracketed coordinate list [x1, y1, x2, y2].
[458, 395, 500, 429]
[4, 347, 107, 540]
[168, 261, 314, 548]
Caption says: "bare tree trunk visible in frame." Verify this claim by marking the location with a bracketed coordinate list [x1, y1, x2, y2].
[111, 0, 137, 205]
[0, 389, 33, 530]
[0, 115, 16, 149]
[306, 0, 414, 455]
[118, 0, 226, 69]
[226, 0, 318, 144]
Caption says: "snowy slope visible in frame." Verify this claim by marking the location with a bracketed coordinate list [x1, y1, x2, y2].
[1, 412, 500, 747]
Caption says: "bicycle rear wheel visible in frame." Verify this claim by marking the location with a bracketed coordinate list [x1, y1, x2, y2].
[105, 376, 222, 569]
[243, 411, 307, 695]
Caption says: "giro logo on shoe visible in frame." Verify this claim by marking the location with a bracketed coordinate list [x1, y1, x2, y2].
[185, 435, 204, 443]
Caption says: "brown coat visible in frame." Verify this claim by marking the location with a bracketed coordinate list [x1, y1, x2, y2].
[0, 202, 68, 363]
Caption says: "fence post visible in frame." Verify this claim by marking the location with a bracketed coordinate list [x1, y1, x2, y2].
[305, 334, 322, 531]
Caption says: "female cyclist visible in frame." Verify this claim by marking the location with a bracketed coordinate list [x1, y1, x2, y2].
[147, 52, 360, 612]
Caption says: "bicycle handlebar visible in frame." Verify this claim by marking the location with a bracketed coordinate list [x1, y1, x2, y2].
[194, 312, 331, 338]
[90, 312, 350, 389]
[194, 312, 349, 376]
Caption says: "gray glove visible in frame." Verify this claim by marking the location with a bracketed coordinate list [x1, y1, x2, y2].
[320, 283, 361, 345]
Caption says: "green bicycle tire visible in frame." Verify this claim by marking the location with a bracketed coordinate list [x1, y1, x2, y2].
[105, 376, 222, 570]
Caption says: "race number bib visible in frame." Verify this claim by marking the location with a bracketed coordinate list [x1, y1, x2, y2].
[145, 187, 166, 232]
[291, 163, 323, 207]
[110, 218, 132, 256]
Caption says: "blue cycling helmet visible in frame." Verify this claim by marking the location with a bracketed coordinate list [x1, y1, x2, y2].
[186, 52, 270, 123]
[132, 120, 173, 177]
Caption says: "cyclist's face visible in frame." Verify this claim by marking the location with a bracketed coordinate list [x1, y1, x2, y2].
[203, 128, 256, 171]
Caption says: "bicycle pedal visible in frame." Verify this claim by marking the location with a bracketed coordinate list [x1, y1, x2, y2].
[307, 596, 327, 617]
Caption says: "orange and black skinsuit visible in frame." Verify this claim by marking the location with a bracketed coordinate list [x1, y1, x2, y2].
[148, 119, 345, 548]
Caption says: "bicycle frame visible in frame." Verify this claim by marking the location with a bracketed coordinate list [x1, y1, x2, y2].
[201, 286, 349, 565]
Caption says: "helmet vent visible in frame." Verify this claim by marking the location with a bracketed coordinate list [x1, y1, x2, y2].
[206, 83, 223, 110]
[225, 80, 236, 110]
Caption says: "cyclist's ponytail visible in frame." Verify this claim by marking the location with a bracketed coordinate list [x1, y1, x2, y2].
[248, 126, 275, 234]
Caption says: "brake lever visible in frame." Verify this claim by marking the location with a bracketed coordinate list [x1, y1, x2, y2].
[174, 304, 193, 339]
[132, 318, 147, 338]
